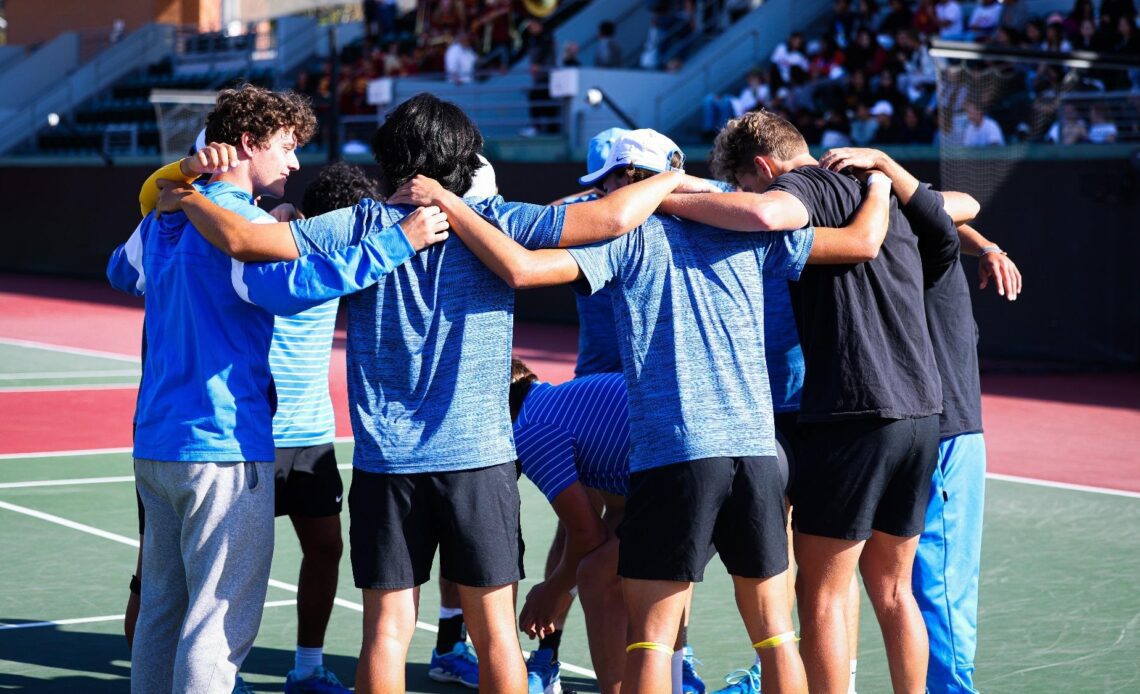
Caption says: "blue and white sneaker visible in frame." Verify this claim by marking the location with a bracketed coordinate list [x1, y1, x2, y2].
[682, 645, 706, 694]
[428, 641, 480, 689]
[284, 665, 351, 694]
[526, 648, 562, 694]
[711, 663, 762, 694]
[232, 674, 255, 694]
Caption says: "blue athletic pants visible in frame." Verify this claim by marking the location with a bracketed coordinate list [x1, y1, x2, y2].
[913, 433, 986, 694]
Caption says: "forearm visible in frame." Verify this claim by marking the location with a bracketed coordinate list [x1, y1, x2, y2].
[865, 151, 920, 204]
[437, 190, 579, 288]
[658, 190, 806, 232]
[241, 224, 414, 315]
[559, 171, 682, 245]
[808, 176, 891, 264]
[180, 191, 299, 261]
[139, 160, 197, 216]
[956, 223, 998, 256]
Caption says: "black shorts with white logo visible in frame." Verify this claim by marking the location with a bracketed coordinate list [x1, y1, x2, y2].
[349, 461, 524, 590]
[617, 456, 789, 582]
[275, 444, 343, 518]
[790, 415, 940, 540]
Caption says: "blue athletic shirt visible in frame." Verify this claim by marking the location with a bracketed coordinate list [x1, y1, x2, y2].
[567, 215, 813, 473]
[763, 276, 804, 414]
[289, 196, 565, 475]
[270, 303, 338, 447]
[107, 182, 415, 462]
[515, 372, 631, 500]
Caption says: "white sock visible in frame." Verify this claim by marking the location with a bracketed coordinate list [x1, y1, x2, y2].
[440, 606, 464, 620]
[671, 649, 684, 694]
[294, 646, 323, 680]
[848, 658, 858, 694]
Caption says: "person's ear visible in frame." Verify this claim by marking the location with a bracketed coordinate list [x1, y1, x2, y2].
[239, 132, 257, 158]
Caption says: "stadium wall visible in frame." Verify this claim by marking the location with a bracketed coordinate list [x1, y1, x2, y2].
[0, 156, 1135, 367]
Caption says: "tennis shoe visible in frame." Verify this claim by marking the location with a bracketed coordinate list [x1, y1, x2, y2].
[284, 665, 351, 694]
[526, 647, 562, 694]
[711, 663, 762, 694]
[428, 640, 480, 689]
[682, 645, 707, 693]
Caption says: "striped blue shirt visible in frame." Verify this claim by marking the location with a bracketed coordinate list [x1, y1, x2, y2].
[515, 373, 631, 500]
[270, 302, 338, 446]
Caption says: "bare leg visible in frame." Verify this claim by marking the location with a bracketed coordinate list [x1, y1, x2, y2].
[846, 573, 861, 692]
[621, 578, 689, 694]
[356, 587, 418, 694]
[440, 577, 462, 609]
[733, 573, 807, 694]
[291, 515, 343, 648]
[859, 531, 927, 694]
[793, 532, 864, 694]
[459, 583, 527, 694]
[577, 535, 625, 694]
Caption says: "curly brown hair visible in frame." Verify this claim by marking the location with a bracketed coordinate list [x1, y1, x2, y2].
[710, 110, 807, 186]
[204, 84, 316, 150]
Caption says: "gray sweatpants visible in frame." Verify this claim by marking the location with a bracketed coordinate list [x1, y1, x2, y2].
[131, 459, 275, 694]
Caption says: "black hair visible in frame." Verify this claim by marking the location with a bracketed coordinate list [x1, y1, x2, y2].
[302, 162, 381, 217]
[370, 92, 484, 197]
[509, 357, 538, 422]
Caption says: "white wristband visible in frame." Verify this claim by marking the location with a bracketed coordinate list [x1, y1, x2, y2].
[867, 173, 890, 187]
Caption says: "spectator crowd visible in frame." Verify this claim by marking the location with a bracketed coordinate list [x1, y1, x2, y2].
[698, 0, 1140, 147]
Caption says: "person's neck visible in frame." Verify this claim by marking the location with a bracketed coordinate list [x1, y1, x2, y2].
[210, 166, 255, 196]
[785, 152, 819, 171]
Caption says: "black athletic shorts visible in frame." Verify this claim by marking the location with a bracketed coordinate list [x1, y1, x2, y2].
[790, 415, 940, 541]
[349, 462, 524, 590]
[617, 457, 789, 582]
[136, 487, 145, 535]
[275, 444, 343, 518]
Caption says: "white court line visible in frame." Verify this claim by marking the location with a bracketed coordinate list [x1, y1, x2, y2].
[0, 369, 140, 381]
[0, 337, 141, 363]
[987, 472, 1140, 499]
[0, 383, 138, 394]
[0, 447, 132, 461]
[0, 475, 135, 489]
[0, 600, 298, 632]
[0, 437, 354, 462]
[0, 497, 599, 679]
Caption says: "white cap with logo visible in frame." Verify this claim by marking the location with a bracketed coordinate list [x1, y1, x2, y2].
[578, 128, 685, 186]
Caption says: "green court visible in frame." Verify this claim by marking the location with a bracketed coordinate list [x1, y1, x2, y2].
[2, 444, 1139, 692]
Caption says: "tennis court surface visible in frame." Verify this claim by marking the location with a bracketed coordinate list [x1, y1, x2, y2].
[2, 273, 1138, 693]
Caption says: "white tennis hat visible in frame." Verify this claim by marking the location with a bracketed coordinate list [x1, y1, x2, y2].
[465, 154, 497, 198]
[578, 128, 684, 186]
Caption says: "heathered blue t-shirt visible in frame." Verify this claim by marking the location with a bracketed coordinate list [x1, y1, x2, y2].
[515, 373, 631, 501]
[290, 196, 565, 474]
[763, 275, 804, 414]
[567, 215, 814, 473]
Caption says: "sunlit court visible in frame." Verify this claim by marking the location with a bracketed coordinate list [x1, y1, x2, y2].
[1, 1, 1139, 693]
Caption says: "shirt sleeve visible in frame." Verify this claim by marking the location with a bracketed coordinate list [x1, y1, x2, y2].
[290, 200, 385, 255]
[483, 199, 566, 249]
[514, 421, 580, 502]
[902, 184, 961, 287]
[565, 234, 631, 295]
[230, 222, 415, 315]
[762, 226, 815, 282]
[766, 169, 823, 223]
[106, 220, 147, 296]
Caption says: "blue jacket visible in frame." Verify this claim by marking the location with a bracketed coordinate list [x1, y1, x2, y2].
[107, 181, 414, 462]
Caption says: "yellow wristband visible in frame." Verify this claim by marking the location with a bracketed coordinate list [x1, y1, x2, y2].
[752, 631, 799, 650]
[625, 641, 674, 655]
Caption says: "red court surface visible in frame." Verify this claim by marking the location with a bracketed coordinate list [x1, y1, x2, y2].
[2, 274, 1137, 493]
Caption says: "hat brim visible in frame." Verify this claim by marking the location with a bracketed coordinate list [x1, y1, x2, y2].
[578, 163, 667, 187]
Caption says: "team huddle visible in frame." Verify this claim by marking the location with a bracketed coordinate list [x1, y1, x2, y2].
[108, 84, 1022, 694]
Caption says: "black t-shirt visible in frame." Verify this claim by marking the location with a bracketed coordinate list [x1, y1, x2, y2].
[768, 166, 942, 421]
[902, 184, 984, 438]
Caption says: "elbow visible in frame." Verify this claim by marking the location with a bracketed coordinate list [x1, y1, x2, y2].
[506, 268, 543, 290]
[962, 196, 981, 223]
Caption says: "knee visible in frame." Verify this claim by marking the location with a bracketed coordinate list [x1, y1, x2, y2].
[301, 526, 343, 564]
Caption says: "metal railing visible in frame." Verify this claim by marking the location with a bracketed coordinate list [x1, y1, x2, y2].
[0, 24, 177, 156]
